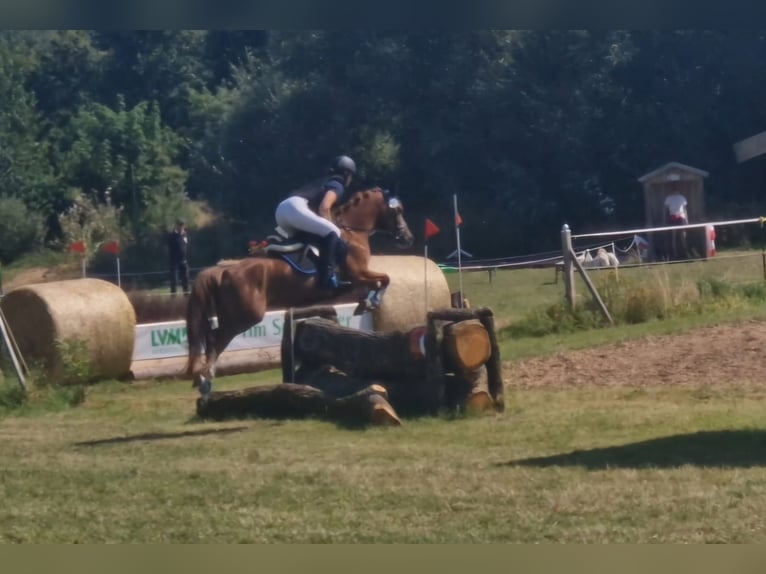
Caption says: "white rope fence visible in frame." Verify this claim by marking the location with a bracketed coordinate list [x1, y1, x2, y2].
[570, 217, 765, 240]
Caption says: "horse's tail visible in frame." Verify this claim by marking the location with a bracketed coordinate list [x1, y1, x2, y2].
[185, 270, 214, 378]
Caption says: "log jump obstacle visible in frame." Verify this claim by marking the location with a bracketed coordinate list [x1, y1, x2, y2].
[197, 304, 506, 426]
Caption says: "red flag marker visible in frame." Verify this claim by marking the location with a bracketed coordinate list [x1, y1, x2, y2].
[425, 218, 440, 240]
[69, 240, 86, 254]
[101, 240, 120, 255]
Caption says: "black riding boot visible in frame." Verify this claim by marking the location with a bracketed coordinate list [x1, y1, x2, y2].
[318, 233, 351, 290]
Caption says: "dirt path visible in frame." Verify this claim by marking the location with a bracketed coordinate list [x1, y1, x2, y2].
[509, 319, 766, 389]
[3, 265, 80, 292]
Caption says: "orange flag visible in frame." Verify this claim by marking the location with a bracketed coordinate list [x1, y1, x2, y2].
[425, 218, 440, 240]
[455, 212, 463, 226]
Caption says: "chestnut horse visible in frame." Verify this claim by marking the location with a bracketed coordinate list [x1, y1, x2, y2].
[186, 187, 414, 395]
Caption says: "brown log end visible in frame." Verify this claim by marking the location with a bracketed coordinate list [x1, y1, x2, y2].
[465, 391, 494, 414]
[370, 394, 403, 427]
[443, 319, 492, 373]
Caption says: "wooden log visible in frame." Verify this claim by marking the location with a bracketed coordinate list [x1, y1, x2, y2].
[196, 383, 326, 420]
[441, 319, 491, 373]
[476, 311, 505, 412]
[281, 305, 339, 383]
[327, 384, 402, 427]
[444, 366, 493, 414]
[290, 317, 427, 380]
[426, 307, 506, 412]
[196, 381, 401, 427]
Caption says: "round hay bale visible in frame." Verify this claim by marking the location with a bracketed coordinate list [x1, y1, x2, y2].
[0, 278, 136, 383]
[368, 255, 450, 331]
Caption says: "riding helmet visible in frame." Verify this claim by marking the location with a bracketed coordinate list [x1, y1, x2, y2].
[330, 155, 356, 176]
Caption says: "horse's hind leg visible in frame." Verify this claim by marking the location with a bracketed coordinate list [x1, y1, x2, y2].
[196, 327, 237, 400]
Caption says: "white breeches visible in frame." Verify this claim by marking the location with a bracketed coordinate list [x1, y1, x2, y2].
[275, 196, 341, 238]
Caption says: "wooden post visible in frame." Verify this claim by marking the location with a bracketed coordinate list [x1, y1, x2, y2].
[426, 307, 505, 411]
[569, 247, 614, 325]
[561, 224, 575, 309]
[0, 306, 26, 390]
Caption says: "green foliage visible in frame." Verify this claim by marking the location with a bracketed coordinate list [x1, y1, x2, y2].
[0, 197, 45, 263]
[501, 262, 766, 340]
[55, 339, 93, 386]
[505, 299, 604, 338]
[0, 381, 26, 409]
[56, 191, 128, 259]
[0, 363, 86, 417]
[0, 34, 58, 212]
[5, 30, 766, 265]
[0, 338, 89, 417]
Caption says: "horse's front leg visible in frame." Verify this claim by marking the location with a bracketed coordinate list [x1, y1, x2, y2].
[351, 270, 390, 312]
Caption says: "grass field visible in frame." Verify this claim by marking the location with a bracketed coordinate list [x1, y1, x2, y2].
[3, 249, 766, 543]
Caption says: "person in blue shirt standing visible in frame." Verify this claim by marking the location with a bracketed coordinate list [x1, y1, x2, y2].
[274, 155, 356, 290]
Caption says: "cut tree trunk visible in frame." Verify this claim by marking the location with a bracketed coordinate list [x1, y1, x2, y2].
[293, 364, 438, 417]
[442, 319, 491, 373]
[428, 307, 505, 412]
[287, 317, 427, 380]
[196, 381, 400, 426]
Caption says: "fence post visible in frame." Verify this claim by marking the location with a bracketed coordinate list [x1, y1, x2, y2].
[561, 224, 575, 308]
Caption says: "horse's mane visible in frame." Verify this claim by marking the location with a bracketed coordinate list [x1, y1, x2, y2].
[216, 258, 245, 267]
[333, 187, 385, 218]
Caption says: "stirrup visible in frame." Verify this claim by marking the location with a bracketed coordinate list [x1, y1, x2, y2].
[321, 274, 351, 291]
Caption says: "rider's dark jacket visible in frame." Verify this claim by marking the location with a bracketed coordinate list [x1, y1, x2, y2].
[290, 175, 348, 212]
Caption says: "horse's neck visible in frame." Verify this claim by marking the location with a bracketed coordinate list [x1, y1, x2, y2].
[340, 228, 371, 249]
[335, 189, 381, 230]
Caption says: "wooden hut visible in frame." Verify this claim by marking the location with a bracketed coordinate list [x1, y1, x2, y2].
[638, 162, 709, 259]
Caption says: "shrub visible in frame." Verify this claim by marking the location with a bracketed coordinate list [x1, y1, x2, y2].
[0, 197, 45, 263]
[623, 286, 665, 324]
[55, 339, 93, 385]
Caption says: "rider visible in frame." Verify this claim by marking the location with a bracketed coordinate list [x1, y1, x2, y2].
[275, 155, 356, 290]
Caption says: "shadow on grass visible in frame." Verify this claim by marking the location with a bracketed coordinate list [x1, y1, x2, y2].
[73, 426, 249, 447]
[501, 430, 766, 469]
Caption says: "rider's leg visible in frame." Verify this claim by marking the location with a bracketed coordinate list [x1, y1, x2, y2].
[275, 197, 349, 289]
[319, 232, 351, 290]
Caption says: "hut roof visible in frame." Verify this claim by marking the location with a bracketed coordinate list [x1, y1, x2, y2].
[637, 162, 709, 183]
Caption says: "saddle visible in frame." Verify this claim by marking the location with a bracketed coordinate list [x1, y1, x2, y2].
[250, 227, 321, 275]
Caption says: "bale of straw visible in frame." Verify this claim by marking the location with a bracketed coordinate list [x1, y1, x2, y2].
[368, 255, 451, 332]
[1, 278, 136, 383]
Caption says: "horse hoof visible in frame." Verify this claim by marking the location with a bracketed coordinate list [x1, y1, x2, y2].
[197, 377, 212, 397]
[353, 301, 372, 315]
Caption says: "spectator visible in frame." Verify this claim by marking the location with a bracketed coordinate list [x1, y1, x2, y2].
[664, 190, 689, 225]
[167, 218, 189, 295]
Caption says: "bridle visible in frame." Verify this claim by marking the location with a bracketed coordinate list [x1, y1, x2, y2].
[337, 190, 409, 242]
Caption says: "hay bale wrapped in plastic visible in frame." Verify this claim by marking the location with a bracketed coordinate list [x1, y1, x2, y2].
[1, 278, 136, 383]
[368, 255, 451, 332]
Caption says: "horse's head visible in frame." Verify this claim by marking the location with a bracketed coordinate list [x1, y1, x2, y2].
[335, 187, 414, 249]
[376, 189, 414, 249]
